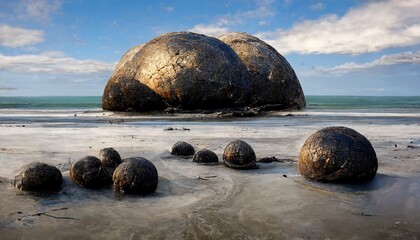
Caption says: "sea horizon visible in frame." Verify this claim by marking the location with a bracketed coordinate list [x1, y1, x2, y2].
[1, 95, 419, 111]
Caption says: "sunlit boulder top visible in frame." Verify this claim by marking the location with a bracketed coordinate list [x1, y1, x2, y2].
[102, 31, 305, 112]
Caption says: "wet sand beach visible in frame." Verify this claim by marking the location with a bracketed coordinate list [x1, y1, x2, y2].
[0, 108, 420, 239]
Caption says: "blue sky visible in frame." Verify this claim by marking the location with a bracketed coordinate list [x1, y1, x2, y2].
[0, 0, 419, 96]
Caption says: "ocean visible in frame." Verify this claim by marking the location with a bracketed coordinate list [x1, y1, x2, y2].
[306, 96, 420, 111]
[0, 96, 102, 110]
[0, 95, 419, 111]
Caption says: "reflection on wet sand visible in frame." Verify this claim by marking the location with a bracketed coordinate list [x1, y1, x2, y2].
[0, 110, 420, 239]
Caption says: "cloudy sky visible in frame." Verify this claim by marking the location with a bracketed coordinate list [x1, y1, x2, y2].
[0, 0, 419, 96]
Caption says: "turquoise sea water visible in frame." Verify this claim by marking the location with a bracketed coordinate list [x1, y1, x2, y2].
[306, 96, 420, 110]
[0, 96, 102, 109]
[0, 96, 419, 110]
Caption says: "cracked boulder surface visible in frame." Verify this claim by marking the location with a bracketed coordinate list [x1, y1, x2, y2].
[103, 32, 252, 111]
[218, 32, 306, 109]
[102, 44, 167, 111]
[298, 126, 378, 183]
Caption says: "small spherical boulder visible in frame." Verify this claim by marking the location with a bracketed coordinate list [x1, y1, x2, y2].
[223, 140, 257, 169]
[171, 141, 195, 156]
[193, 149, 219, 164]
[99, 147, 122, 179]
[14, 162, 62, 191]
[298, 126, 378, 183]
[70, 156, 111, 188]
[99, 147, 122, 169]
[113, 157, 158, 194]
[218, 32, 306, 109]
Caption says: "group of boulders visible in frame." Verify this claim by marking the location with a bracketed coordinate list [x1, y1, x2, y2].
[102, 31, 306, 112]
[171, 126, 378, 183]
[12, 126, 378, 195]
[68, 148, 158, 194]
[170, 140, 258, 169]
[13, 148, 158, 195]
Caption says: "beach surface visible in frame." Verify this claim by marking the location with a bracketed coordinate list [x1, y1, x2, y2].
[0, 107, 420, 239]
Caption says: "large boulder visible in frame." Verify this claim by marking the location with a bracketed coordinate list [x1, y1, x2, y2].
[103, 32, 252, 111]
[218, 32, 306, 109]
[298, 126, 378, 183]
[102, 44, 167, 111]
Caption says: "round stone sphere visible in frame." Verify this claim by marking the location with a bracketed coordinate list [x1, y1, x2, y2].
[14, 162, 62, 191]
[193, 149, 219, 164]
[298, 126, 378, 183]
[103, 31, 252, 111]
[99, 147, 122, 169]
[171, 141, 195, 156]
[113, 157, 158, 194]
[223, 140, 257, 169]
[70, 156, 111, 188]
[102, 44, 167, 111]
[218, 32, 306, 109]
[99, 147, 123, 179]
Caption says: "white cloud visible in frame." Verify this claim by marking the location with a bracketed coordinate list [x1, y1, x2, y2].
[310, 3, 325, 10]
[320, 51, 420, 74]
[257, 0, 420, 54]
[0, 24, 44, 48]
[189, 0, 276, 37]
[0, 51, 116, 74]
[188, 24, 230, 38]
[13, 0, 64, 22]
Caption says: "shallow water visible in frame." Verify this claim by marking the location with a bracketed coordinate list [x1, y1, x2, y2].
[0, 108, 420, 239]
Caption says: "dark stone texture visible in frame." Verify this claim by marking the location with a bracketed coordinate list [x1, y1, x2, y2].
[14, 162, 62, 192]
[99, 147, 122, 179]
[193, 149, 219, 164]
[102, 77, 166, 112]
[171, 141, 195, 156]
[218, 32, 306, 109]
[298, 126, 378, 183]
[103, 32, 252, 111]
[223, 140, 257, 169]
[113, 157, 158, 194]
[102, 44, 167, 111]
[70, 156, 112, 188]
